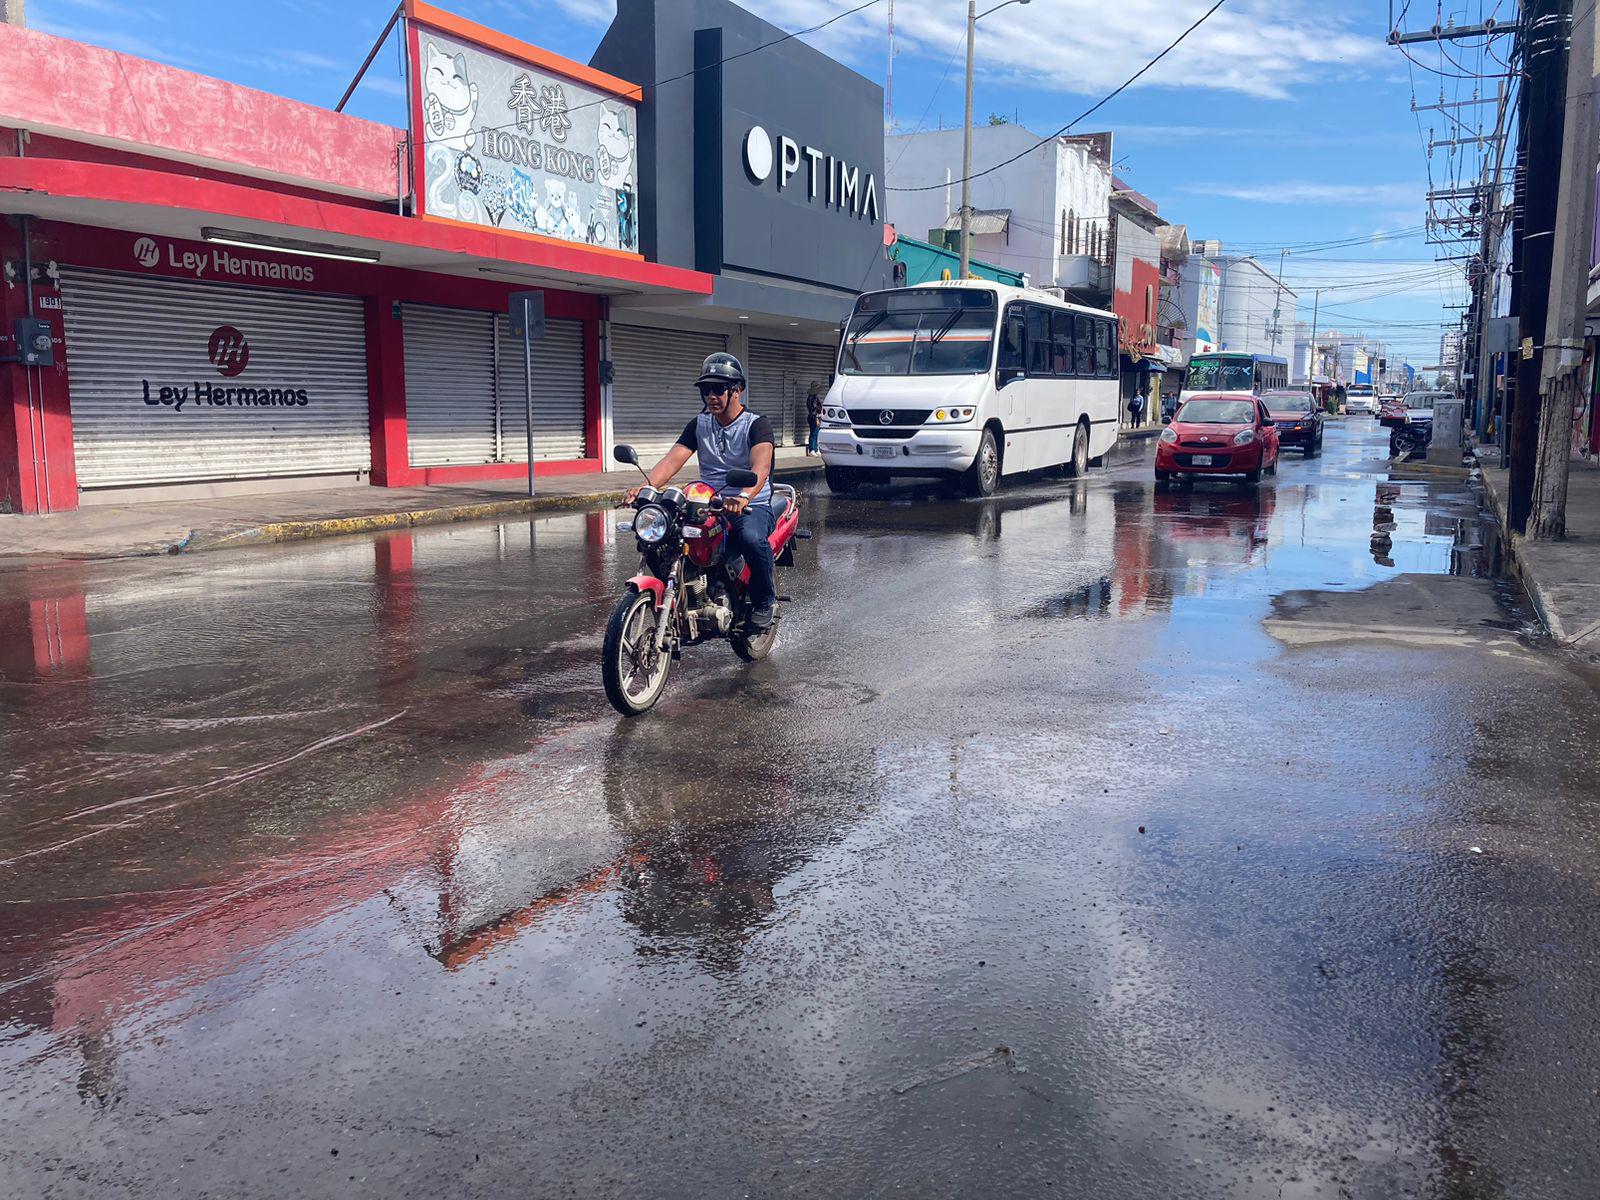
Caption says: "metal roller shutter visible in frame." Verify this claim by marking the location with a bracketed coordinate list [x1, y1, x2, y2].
[611, 325, 726, 460]
[60, 269, 370, 488]
[495, 315, 587, 461]
[747, 338, 837, 445]
[405, 306, 497, 467]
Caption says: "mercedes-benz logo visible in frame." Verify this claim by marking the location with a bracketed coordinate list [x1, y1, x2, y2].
[878, 410, 895, 426]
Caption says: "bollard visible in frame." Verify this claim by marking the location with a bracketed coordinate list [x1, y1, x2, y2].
[1427, 398, 1465, 467]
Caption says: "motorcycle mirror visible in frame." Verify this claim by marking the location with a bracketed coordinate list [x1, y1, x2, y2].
[725, 469, 758, 489]
[613, 445, 639, 465]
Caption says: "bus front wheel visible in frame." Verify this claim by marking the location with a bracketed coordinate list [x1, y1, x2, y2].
[964, 429, 1000, 497]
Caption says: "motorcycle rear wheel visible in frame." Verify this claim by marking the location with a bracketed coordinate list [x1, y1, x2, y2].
[602, 589, 673, 716]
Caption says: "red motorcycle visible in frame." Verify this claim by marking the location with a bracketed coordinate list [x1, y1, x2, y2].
[602, 445, 807, 716]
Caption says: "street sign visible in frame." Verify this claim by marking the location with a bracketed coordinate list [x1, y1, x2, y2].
[509, 290, 546, 341]
[508, 291, 547, 496]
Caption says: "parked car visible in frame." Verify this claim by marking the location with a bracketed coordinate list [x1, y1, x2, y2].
[1261, 388, 1324, 456]
[1344, 384, 1377, 415]
[1156, 393, 1281, 489]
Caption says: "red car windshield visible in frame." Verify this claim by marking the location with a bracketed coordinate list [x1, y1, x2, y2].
[1176, 399, 1255, 424]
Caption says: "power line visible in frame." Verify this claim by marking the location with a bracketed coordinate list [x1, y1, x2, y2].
[888, 0, 1229, 193]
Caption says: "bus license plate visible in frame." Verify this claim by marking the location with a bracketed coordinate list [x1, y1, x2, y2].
[871, 446, 896, 459]
[1190, 455, 1216, 466]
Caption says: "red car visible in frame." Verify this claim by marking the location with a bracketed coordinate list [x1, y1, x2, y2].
[1156, 392, 1280, 488]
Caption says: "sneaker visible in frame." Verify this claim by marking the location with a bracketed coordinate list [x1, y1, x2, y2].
[749, 604, 775, 630]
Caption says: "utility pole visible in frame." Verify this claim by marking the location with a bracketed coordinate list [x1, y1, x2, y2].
[959, 1, 976, 280]
[1530, 0, 1596, 539]
[1508, 0, 1571, 533]
[959, 0, 1030, 280]
[0, 0, 23, 24]
[1268, 247, 1288, 357]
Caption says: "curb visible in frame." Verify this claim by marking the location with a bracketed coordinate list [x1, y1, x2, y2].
[1475, 456, 1562, 642]
[176, 461, 827, 555]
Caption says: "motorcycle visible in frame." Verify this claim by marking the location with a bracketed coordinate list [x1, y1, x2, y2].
[602, 445, 808, 716]
[1390, 417, 1432, 458]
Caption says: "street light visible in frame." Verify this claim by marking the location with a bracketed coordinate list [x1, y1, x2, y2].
[960, 0, 1030, 280]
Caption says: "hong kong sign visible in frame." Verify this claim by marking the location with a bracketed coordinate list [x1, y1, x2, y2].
[411, 15, 641, 253]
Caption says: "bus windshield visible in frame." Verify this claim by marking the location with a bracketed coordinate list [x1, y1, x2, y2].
[840, 289, 997, 376]
[1186, 356, 1254, 391]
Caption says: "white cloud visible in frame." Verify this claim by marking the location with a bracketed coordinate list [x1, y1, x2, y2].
[273, 48, 344, 73]
[29, 16, 202, 68]
[718, 0, 1379, 101]
[359, 75, 408, 98]
[1182, 181, 1425, 206]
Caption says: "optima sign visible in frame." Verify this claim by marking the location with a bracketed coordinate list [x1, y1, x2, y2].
[741, 125, 880, 221]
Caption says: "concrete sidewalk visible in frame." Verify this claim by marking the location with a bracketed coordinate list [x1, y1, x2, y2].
[1479, 455, 1600, 651]
[0, 447, 825, 564]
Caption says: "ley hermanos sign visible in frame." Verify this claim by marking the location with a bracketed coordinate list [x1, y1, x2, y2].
[408, 2, 643, 254]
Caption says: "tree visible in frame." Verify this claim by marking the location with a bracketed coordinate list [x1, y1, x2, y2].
[1433, 372, 1451, 390]
[986, 112, 1009, 125]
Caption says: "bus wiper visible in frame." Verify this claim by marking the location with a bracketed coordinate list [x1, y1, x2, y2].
[927, 310, 964, 344]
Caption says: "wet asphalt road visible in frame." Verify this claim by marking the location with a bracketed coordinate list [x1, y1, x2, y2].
[5, 419, 1600, 1199]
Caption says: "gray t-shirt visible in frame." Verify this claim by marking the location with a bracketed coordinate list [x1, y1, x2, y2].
[677, 409, 774, 505]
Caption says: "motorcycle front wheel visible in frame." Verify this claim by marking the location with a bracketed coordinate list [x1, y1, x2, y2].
[602, 589, 673, 716]
[730, 607, 779, 662]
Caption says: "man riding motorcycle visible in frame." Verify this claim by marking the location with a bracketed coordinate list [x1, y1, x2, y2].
[623, 353, 777, 629]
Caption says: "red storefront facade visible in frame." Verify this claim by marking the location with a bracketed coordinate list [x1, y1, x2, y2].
[0, 10, 711, 515]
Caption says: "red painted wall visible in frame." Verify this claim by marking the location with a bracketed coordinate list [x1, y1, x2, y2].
[0, 22, 403, 200]
[1114, 256, 1162, 357]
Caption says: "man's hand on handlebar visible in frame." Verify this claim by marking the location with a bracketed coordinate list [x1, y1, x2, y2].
[722, 494, 750, 516]
[621, 486, 641, 507]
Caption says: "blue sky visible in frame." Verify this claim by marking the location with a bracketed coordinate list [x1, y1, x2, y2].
[30, 0, 1481, 367]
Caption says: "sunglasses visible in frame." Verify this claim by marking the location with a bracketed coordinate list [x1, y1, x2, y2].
[699, 383, 734, 399]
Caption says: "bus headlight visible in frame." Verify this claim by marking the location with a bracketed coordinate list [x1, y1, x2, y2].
[933, 407, 976, 422]
[633, 504, 671, 544]
[822, 406, 849, 424]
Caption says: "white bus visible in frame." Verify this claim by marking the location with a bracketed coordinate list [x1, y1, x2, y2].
[819, 281, 1121, 497]
[1178, 351, 1288, 405]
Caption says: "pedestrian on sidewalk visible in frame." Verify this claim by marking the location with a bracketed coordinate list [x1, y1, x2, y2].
[1127, 387, 1148, 430]
[806, 383, 823, 456]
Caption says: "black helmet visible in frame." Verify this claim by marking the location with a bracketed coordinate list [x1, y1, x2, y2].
[696, 352, 746, 389]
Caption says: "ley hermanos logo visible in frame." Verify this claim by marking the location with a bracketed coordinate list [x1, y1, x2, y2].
[140, 323, 310, 412]
[207, 325, 249, 377]
[133, 237, 160, 268]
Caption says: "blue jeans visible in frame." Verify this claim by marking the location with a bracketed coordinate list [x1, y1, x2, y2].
[807, 420, 820, 452]
[729, 503, 776, 610]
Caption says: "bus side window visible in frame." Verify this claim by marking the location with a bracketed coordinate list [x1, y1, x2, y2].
[998, 306, 1025, 375]
[1075, 315, 1094, 375]
[1094, 320, 1114, 377]
[1051, 311, 1075, 375]
[1026, 306, 1051, 376]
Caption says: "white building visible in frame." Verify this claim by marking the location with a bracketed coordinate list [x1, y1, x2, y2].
[884, 125, 1114, 295]
[1174, 243, 1297, 362]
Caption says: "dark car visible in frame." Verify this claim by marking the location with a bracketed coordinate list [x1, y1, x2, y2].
[1261, 388, 1324, 456]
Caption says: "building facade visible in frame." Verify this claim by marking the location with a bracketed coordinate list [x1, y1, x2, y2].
[0, 0, 892, 514]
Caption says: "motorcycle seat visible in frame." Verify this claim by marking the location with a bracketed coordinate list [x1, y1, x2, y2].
[769, 484, 796, 524]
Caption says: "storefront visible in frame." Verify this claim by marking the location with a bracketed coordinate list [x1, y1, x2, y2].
[0, 6, 710, 513]
[590, 0, 891, 463]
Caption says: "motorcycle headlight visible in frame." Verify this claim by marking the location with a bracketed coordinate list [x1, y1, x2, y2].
[1233, 428, 1257, 445]
[633, 504, 670, 544]
[1159, 427, 1178, 444]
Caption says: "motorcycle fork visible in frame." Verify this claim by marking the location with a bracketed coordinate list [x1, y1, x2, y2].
[654, 563, 681, 653]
